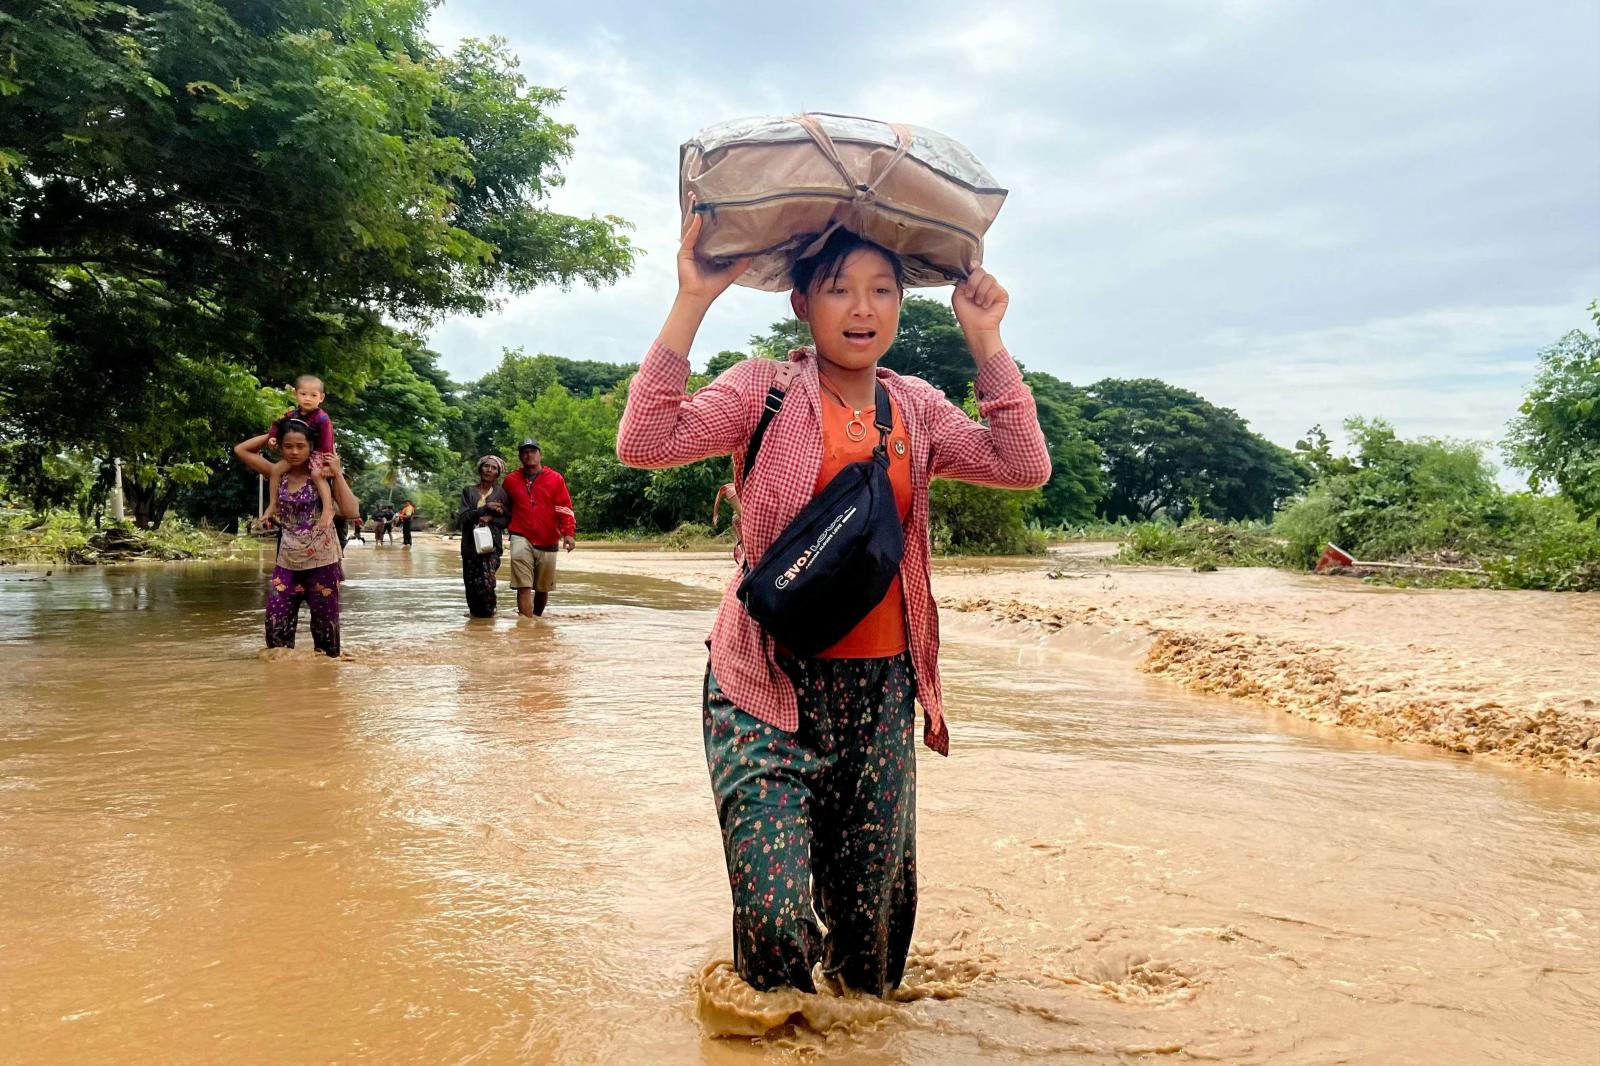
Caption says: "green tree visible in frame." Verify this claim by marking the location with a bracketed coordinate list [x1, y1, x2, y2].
[929, 479, 1043, 554]
[1082, 378, 1303, 521]
[563, 454, 648, 531]
[455, 350, 561, 459]
[0, 269, 277, 525]
[749, 317, 812, 360]
[0, 0, 633, 524]
[455, 349, 636, 460]
[340, 334, 460, 484]
[506, 383, 620, 469]
[925, 390, 1045, 554]
[646, 458, 730, 530]
[1024, 371, 1105, 525]
[1505, 304, 1600, 520]
[704, 349, 760, 377]
[1293, 423, 1358, 483]
[885, 301, 1106, 527]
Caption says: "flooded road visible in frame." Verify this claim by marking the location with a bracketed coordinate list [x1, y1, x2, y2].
[2, 540, 1597, 1063]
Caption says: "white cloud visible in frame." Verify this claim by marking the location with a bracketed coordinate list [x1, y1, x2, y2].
[1173, 298, 1592, 482]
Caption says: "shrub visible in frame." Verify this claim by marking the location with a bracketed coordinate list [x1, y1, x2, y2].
[928, 480, 1046, 555]
[1274, 491, 1347, 568]
[1272, 418, 1506, 563]
[1481, 494, 1600, 591]
[1113, 517, 1289, 568]
[659, 522, 726, 551]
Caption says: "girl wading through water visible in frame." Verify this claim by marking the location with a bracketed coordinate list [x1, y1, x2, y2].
[235, 419, 362, 656]
[617, 212, 1049, 999]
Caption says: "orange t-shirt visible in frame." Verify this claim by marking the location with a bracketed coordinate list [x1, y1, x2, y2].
[813, 388, 913, 659]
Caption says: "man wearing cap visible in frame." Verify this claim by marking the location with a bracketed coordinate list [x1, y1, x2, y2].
[502, 439, 577, 617]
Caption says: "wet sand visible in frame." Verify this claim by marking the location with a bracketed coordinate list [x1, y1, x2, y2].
[2, 541, 1598, 1063]
[578, 546, 1600, 778]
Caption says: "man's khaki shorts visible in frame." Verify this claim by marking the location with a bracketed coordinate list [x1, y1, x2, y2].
[507, 534, 558, 592]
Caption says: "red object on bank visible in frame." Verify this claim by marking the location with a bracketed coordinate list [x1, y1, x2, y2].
[1315, 543, 1356, 572]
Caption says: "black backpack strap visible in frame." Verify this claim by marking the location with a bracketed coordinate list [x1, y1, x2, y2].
[870, 380, 893, 462]
[742, 360, 797, 474]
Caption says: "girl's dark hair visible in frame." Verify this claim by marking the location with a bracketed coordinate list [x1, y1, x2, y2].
[277, 418, 316, 447]
[790, 227, 905, 294]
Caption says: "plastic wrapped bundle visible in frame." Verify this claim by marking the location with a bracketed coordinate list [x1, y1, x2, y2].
[680, 113, 1006, 291]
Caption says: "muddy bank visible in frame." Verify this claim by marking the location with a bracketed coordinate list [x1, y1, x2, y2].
[938, 556, 1600, 779]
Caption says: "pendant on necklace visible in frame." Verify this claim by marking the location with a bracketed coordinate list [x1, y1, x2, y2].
[845, 413, 868, 442]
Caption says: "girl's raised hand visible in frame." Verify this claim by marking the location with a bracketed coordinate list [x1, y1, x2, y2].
[677, 202, 750, 305]
[951, 266, 1008, 338]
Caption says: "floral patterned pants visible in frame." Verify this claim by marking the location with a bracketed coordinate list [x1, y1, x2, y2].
[265, 563, 341, 657]
[702, 653, 917, 995]
[462, 549, 501, 617]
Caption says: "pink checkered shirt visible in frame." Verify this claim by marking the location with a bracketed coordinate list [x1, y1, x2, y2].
[617, 342, 1051, 755]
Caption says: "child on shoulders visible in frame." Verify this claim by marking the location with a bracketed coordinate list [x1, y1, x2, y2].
[261, 374, 339, 526]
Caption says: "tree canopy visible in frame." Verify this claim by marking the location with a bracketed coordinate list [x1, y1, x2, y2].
[0, 0, 633, 524]
[1081, 378, 1303, 522]
[1505, 303, 1600, 520]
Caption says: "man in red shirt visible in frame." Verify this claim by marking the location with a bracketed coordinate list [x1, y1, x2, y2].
[502, 439, 576, 617]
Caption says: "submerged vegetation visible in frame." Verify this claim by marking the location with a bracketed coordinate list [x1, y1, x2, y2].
[0, 511, 237, 565]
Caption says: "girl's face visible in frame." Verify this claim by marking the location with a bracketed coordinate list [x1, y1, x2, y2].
[790, 248, 902, 372]
[280, 431, 313, 469]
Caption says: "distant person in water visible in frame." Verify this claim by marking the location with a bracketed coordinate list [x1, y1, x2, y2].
[396, 499, 416, 548]
[335, 508, 368, 550]
[373, 503, 395, 545]
[501, 440, 576, 617]
[234, 420, 362, 656]
[457, 456, 511, 617]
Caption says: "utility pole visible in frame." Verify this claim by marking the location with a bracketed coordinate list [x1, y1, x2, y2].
[111, 458, 125, 523]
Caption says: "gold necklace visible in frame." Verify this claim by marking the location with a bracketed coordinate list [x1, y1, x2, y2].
[818, 374, 871, 442]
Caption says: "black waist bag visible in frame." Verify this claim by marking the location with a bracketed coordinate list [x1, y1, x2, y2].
[737, 378, 905, 658]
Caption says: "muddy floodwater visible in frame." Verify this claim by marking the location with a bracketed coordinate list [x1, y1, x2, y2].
[2, 541, 1597, 1064]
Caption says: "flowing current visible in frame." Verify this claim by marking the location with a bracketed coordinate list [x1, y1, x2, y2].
[2, 541, 1597, 1064]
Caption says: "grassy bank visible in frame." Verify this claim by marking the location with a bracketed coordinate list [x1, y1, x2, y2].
[1101, 508, 1600, 592]
[0, 511, 240, 565]
[577, 523, 735, 552]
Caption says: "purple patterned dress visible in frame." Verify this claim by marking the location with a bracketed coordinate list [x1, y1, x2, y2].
[264, 474, 342, 656]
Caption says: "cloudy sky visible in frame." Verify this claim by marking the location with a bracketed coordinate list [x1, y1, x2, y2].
[425, 0, 1599, 476]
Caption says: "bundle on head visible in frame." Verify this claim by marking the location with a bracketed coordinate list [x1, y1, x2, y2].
[680, 113, 1005, 292]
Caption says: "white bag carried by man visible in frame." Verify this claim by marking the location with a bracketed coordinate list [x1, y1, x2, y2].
[679, 113, 1006, 291]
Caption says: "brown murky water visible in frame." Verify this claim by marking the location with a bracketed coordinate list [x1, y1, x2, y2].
[2, 540, 1597, 1064]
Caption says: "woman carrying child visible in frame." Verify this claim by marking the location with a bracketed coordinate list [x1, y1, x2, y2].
[457, 456, 512, 618]
[234, 419, 360, 656]
[616, 214, 1049, 998]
